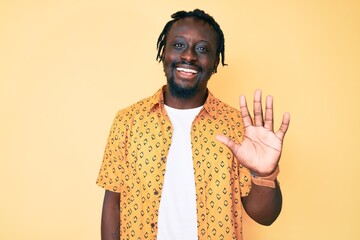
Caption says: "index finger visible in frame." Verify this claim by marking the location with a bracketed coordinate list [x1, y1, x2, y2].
[275, 112, 290, 140]
[240, 95, 252, 128]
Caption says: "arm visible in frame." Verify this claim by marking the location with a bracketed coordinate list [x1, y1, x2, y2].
[216, 89, 290, 225]
[101, 190, 120, 240]
[241, 179, 282, 225]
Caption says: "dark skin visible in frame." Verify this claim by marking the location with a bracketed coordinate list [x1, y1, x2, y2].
[162, 18, 219, 109]
[216, 90, 290, 225]
[101, 190, 120, 240]
[101, 17, 290, 239]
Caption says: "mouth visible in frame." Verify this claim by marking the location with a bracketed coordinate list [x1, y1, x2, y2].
[176, 67, 199, 76]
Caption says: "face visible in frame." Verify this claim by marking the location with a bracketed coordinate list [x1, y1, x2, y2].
[162, 17, 219, 99]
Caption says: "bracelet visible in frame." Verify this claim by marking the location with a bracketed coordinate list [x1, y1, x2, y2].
[251, 166, 279, 188]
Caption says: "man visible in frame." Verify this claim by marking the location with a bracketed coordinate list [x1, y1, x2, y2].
[97, 9, 290, 240]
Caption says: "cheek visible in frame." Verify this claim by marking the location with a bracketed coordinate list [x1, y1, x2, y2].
[203, 60, 216, 74]
[163, 58, 171, 70]
[162, 52, 174, 67]
[162, 59, 173, 78]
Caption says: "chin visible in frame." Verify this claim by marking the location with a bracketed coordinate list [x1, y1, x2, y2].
[167, 76, 199, 99]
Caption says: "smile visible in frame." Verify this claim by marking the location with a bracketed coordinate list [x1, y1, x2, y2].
[176, 67, 198, 75]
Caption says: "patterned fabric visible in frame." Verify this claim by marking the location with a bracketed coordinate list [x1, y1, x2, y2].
[96, 86, 251, 240]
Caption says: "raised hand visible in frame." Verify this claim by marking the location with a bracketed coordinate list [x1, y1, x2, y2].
[216, 90, 290, 177]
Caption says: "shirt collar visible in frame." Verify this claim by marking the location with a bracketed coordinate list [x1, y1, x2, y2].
[149, 85, 220, 120]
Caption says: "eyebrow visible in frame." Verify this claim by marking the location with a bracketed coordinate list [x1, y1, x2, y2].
[173, 36, 210, 44]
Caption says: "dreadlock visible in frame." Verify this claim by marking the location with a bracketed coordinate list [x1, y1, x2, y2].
[156, 9, 227, 66]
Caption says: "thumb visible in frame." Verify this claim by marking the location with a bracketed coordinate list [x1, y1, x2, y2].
[215, 135, 240, 156]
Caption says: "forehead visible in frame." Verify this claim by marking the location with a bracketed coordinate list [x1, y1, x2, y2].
[167, 17, 217, 44]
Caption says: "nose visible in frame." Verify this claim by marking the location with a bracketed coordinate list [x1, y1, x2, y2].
[181, 47, 198, 63]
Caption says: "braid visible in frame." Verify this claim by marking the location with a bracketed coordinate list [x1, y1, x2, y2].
[156, 9, 227, 66]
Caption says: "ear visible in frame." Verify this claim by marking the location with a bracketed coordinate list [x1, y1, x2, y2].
[213, 56, 220, 72]
[215, 56, 220, 67]
[160, 47, 166, 62]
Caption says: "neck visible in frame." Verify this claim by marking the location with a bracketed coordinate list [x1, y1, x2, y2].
[164, 86, 208, 109]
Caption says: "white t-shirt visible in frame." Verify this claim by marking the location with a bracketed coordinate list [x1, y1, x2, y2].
[156, 105, 203, 240]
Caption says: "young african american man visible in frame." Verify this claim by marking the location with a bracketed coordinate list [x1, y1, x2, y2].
[97, 9, 290, 240]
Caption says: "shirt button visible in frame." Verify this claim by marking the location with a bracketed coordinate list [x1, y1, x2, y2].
[161, 157, 166, 162]
[154, 190, 159, 195]
[167, 126, 171, 131]
[151, 223, 155, 228]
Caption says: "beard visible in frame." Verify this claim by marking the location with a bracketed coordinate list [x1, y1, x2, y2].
[167, 74, 200, 99]
[165, 61, 205, 99]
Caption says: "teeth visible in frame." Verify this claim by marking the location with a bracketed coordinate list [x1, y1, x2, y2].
[176, 67, 198, 74]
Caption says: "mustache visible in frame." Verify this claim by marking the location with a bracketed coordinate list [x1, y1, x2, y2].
[171, 60, 202, 71]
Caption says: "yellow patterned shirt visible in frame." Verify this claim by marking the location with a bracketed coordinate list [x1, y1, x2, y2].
[96, 86, 251, 240]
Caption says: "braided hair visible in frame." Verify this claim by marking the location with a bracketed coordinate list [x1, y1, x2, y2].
[156, 9, 227, 66]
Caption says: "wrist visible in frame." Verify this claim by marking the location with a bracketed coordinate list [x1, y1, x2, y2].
[251, 166, 279, 188]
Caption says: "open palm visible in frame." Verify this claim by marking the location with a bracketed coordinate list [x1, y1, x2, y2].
[216, 90, 290, 176]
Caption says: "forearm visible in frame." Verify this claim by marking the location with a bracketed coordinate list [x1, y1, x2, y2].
[101, 190, 120, 240]
[242, 180, 282, 226]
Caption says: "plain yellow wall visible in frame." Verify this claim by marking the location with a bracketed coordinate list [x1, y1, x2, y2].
[1, 0, 359, 239]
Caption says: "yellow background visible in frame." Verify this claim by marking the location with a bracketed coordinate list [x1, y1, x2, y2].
[1, 0, 359, 239]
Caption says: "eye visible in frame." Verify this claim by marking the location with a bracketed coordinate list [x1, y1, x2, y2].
[173, 42, 185, 49]
[196, 46, 208, 53]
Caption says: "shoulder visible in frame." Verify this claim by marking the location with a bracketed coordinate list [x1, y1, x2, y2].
[207, 92, 242, 122]
[209, 94, 245, 141]
[113, 94, 156, 124]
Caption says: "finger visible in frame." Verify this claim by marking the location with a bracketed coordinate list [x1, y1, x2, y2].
[239, 95, 252, 128]
[264, 95, 274, 131]
[215, 135, 240, 156]
[253, 89, 263, 127]
[275, 112, 290, 140]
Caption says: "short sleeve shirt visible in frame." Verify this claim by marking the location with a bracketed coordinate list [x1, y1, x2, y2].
[96, 86, 251, 240]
